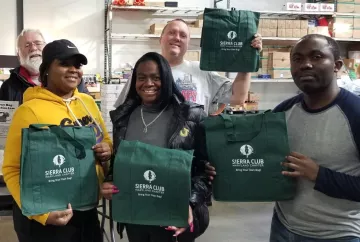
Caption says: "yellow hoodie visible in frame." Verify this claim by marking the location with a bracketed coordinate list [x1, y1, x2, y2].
[2, 86, 112, 226]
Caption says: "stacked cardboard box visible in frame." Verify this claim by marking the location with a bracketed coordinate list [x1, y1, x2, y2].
[259, 19, 308, 38]
[332, 16, 354, 38]
[149, 20, 202, 35]
[268, 52, 292, 79]
[259, 47, 291, 76]
[101, 84, 126, 133]
[337, 0, 355, 13]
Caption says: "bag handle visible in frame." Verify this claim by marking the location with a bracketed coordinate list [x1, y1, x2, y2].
[29, 124, 86, 159]
[219, 112, 268, 142]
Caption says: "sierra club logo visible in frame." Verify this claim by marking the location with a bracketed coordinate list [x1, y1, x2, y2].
[135, 169, 165, 198]
[232, 144, 264, 170]
[45, 154, 75, 180]
[240, 145, 254, 158]
[53, 155, 66, 167]
[220, 30, 243, 48]
[144, 170, 156, 183]
[227, 31, 237, 40]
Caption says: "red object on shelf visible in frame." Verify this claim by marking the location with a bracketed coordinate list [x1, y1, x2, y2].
[113, 0, 127, 5]
[133, 0, 145, 6]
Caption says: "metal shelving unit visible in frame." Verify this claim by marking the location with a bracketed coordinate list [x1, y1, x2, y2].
[104, 1, 360, 83]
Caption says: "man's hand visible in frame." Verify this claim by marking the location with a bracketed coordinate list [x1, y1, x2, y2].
[251, 33, 262, 51]
[92, 142, 111, 162]
[281, 152, 320, 181]
[165, 206, 194, 237]
[46, 204, 73, 226]
[205, 162, 216, 184]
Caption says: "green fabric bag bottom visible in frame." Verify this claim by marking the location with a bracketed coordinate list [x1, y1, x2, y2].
[112, 140, 193, 227]
[200, 8, 260, 72]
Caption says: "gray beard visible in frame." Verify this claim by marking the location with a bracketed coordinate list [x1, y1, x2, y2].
[20, 56, 42, 75]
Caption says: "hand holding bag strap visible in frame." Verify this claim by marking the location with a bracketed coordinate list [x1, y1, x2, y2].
[29, 124, 87, 159]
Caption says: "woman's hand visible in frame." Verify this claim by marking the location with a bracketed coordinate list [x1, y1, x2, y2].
[46, 204, 73, 226]
[101, 182, 119, 200]
[165, 205, 194, 237]
[92, 142, 111, 162]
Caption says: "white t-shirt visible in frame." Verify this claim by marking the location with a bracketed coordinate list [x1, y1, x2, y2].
[114, 60, 232, 115]
[172, 61, 232, 114]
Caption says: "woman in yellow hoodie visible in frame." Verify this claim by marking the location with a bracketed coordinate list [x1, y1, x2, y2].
[2, 39, 112, 242]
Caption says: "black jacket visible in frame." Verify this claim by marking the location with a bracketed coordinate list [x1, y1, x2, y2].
[0, 67, 89, 104]
[108, 95, 211, 238]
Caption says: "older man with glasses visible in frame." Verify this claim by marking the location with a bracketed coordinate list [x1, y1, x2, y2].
[0, 29, 89, 104]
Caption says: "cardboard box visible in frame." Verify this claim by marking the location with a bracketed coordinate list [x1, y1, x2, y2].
[261, 47, 291, 57]
[337, 2, 355, 13]
[334, 28, 353, 38]
[286, 29, 293, 37]
[285, 20, 293, 29]
[334, 16, 354, 28]
[195, 19, 203, 28]
[304, 3, 320, 11]
[149, 23, 166, 34]
[258, 28, 263, 35]
[300, 20, 308, 29]
[353, 28, 360, 38]
[293, 20, 301, 29]
[270, 68, 292, 79]
[269, 52, 291, 68]
[277, 28, 286, 37]
[356, 17, 360, 28]
[248, 92, 260, 102]
[189, 27, 202, 35]
[145, 1, 165, 7]
[286, 2, 302, 11]
[262, 19, 270, 28]
[278, 20, 286, 29]
[269, 19, 278, 29]
[300, 29, 308, 37]
[197, 14, 203, 20]
[356, 3, 360, 13]
[261, 28, 271, 37]
[261, 58, 269, 68]
[259, 19, 263, 28]
[269, 29, 277, 37]
[308, 27, 317, 34]
[292, 29, 302, 38]
[317, 26, 330, 36]
[320, 3, 335, 12]
[343, 58, 356, 70]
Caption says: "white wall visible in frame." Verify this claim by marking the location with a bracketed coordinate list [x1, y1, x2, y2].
[0, 0, 17, 55]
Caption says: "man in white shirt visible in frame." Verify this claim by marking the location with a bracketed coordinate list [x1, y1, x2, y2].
[115, 19, 262, 114]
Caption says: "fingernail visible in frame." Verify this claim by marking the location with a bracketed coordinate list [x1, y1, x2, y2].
[112, 185, 118, 189]
[190, 222, 194, 232]
[112, 189, 119, 193]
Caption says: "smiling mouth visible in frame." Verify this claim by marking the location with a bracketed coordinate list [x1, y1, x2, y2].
[299, 76, 316, 81]
[65, 76, 78, 81]
[143, 89, 158, 94]
[30, 54, 41, 58]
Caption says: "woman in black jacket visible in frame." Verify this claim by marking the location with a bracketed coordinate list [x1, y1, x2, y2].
[101, 52, 210, 242]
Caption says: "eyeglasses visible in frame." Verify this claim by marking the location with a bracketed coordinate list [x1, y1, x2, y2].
[24, 41, 45, 49]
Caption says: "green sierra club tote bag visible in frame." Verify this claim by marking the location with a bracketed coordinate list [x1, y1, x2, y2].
[112, 140, 193, 227]
[204, 111, 296, 201]
[20, 124, 99, 216]
[200, 8, 260, 72]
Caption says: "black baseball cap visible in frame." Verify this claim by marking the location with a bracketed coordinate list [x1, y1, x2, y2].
[41, 39, 87, 65]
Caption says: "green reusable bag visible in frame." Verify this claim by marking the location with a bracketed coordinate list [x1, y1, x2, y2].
[204, 111, 296, 202]
[20, 124, 98, 216]
[112, 140, 193, 227]
[200, 8, 260, 72]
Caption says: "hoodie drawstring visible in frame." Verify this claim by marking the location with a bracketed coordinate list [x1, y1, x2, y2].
[63, 97, 103, 134]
